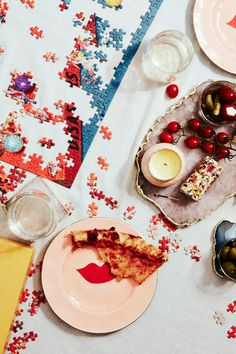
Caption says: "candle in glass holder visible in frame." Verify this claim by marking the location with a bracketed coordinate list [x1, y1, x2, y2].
[141, 144, 185, 187]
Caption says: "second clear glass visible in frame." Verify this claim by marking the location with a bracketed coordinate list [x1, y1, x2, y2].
[142, 30, 193, 83]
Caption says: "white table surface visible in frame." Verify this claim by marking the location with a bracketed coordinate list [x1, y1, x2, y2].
[3, 0, 236, 353]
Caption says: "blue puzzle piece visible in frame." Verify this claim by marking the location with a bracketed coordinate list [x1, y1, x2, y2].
[106, 28, 125, 50]
[94, 50, 108, 63]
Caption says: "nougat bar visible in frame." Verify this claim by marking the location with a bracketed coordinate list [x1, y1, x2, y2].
[180, 156, 223, 201]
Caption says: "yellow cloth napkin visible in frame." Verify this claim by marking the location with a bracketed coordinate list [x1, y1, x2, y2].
[0, 238, 34, 353]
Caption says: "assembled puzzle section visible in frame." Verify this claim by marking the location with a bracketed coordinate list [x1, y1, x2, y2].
[1, 0, 164, 189]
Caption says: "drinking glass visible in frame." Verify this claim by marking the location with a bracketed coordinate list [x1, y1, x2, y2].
[142, 30, 193, 83]
[7, 191, 57, 241]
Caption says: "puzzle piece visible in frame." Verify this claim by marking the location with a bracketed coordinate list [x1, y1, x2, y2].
[227, 300, 236, 313]
[104, 196, 118, 209]
[158, 237, 170, 253]
[94, 50, 108, 63]
[59, 0, 71, 11]
[97, 156, 109, 170]
[0, 1, 8, 24]
[147, 221, 158, 240]
[19, 288, 30, 303]
[30, 26, 44, 39]
[90, 188, 105, 200]
[105, 28, 125, 51]
[213, 311, 226, 326]
[64, 201, 74, 215]
[99, 125, 112, 140]
[43, 52, 59, 63]
[28, 290, 46, 316]
[123, 205, 136, 220]
[184, 245, 201, 262]
[7, 331, 38, 352]
[87, 172, 97, 189]
[87, 202, 98, 218]
[12, 320, 24, 333]
[39, 137, 55, 149]
[20, 0, 35, 9]
[73, 12, 85, 27]
[227, 326, 236, 339]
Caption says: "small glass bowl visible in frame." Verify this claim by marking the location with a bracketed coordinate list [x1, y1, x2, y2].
[198, 80, 236, 127]
[218, 238, 236, 282]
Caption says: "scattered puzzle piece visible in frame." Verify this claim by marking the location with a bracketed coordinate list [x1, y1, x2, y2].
[87, 172, 98, 189]
[213, 311, 226, 326]
[20, 0, 35, 9]
[39, 138, 55, 149]
[97, 156, 109, 170]
[227, 300, 236, 313]
[104, 196, 118, 209]
[7, 331, 38, 352]
[123, 205, 136, 220]
[99, 125, 112, 140]
[19, 288, 30, 303]
[64, 201, 74, 215]
[12, 320, 24, 333]
[184, 245, 201, 262]
[28, 290, 46, 316]
[43, 52, 59, 63]
[90, 188, 105, 200]
[30, 26, 44, 39]
[87, 202, 98, 218]
[158, 236, 170, 253]
[227, 326, 236, 339]
[0, 0, 8, 24]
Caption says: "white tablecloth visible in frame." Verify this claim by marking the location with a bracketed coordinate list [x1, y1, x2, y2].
[3, 0, 236, 353]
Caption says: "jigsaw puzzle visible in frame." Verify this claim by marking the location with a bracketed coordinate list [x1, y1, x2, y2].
[0, 0, 163, 192]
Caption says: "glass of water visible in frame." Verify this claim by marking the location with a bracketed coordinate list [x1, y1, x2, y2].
[142, 30, 193, 83]
[7, 191, 57, 241]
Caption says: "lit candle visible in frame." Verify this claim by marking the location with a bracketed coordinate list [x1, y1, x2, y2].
[141, 143, 185, 187]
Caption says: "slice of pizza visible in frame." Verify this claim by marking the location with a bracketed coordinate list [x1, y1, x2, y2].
[70, 227, 168, 284]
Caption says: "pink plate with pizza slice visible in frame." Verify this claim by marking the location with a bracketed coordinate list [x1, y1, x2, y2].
[42, 217, 157, 333]
[193, 0, 236, 74]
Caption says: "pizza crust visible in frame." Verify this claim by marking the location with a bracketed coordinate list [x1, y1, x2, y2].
[70, 227, 168, 284]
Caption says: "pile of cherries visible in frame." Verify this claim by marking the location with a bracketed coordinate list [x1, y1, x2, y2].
[159, 118, 234, 160]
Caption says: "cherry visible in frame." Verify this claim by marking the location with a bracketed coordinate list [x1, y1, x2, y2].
[159, 131, 173, 143]
[220, 104, 236, 121]
[167, 121, 180, 133]
[216, 146, 230, 159]
[219, 86, 236, 104]
[201, 141, 215, 154]
[216, 132, 230, 145]
[188, 118, 201, 132]
[185, 136, 200, 149]
[166, 84, 179, 99]
[199, 126, 215, 139]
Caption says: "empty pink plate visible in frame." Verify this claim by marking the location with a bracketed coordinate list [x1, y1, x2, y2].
[194, 0, 236, 74]
[42, 217, 157, 333]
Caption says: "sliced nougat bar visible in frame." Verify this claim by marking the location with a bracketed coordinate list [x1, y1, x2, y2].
[180, 156, 223, 201]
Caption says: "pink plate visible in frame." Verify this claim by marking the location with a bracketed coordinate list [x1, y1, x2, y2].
[193, 0, 236, 74]
[42, 217, 157, 333]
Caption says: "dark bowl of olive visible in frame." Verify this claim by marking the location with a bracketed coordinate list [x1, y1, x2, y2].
[219, 238, 236, 281]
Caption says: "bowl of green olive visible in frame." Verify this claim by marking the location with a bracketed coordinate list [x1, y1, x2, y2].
[213, 220, 236, 281]
[219, 239, 236, 281]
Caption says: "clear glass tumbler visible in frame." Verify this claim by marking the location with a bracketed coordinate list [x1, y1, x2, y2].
[7, 191, 57, 241]
[142, 30, 193, 83]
